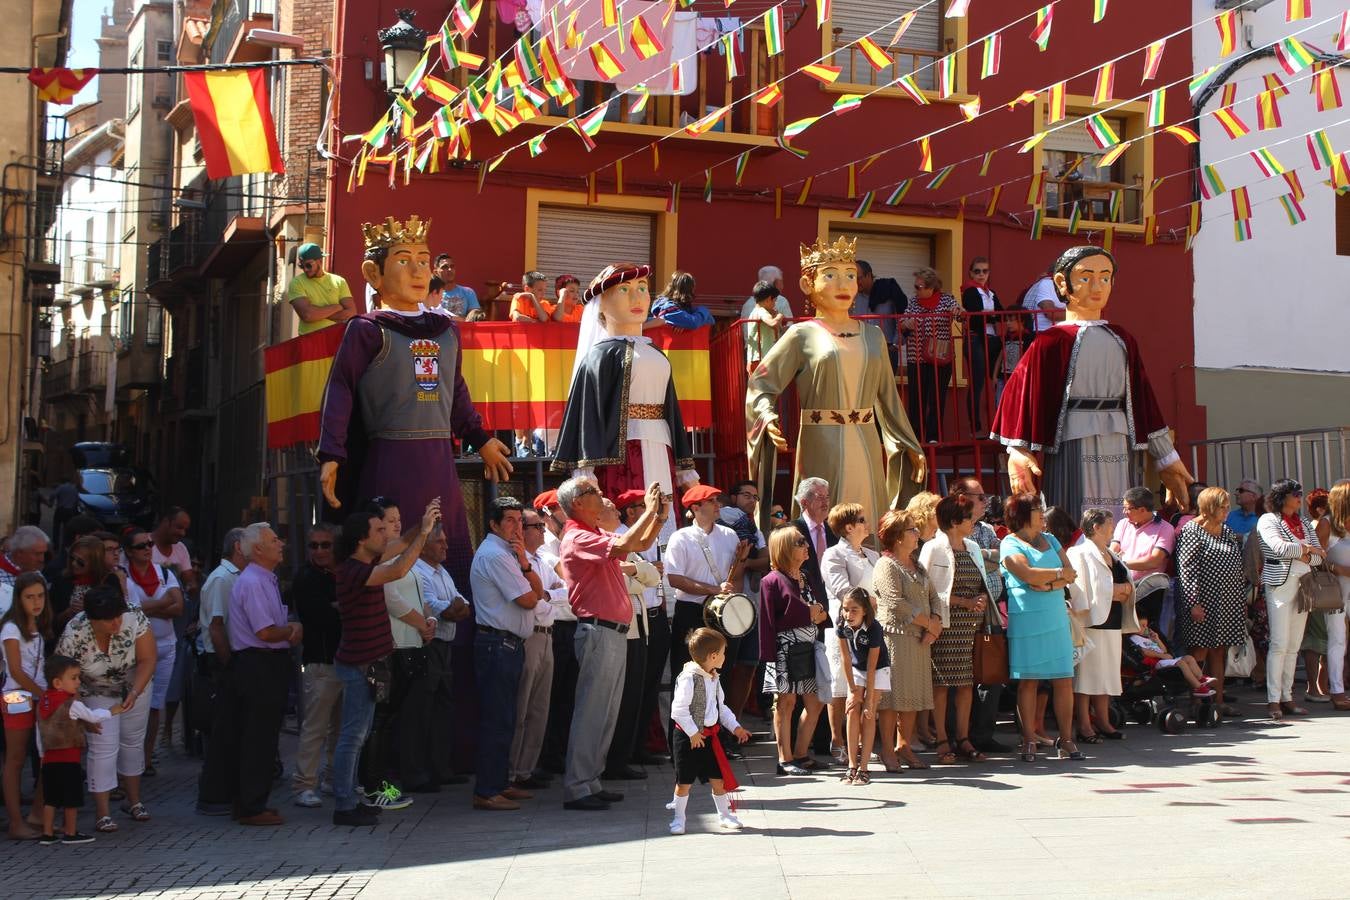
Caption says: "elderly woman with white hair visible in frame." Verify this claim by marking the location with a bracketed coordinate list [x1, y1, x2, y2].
[0, 525, 50, 611]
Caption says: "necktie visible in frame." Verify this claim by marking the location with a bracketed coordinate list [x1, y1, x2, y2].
[813, 523, 825, 557]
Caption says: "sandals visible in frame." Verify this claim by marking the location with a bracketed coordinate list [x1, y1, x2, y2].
[121, 802, 151, 822]
[853, 768, 871, 785]
[842, 767, 858, 784]
[898, 746, 930, 770]
[933, 740, 958, 764]
[1055, 738, 1085, 761]
[95, 816, 118, 833]
[1075, 731, 1104, 745]
[1096, 729, 1125, 740]
[955, 739, 987, 762]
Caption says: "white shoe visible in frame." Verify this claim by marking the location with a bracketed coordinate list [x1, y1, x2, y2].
[669, 819, 686, 835]
[718, 815, 744, 831]
[319, 779, 334, 795]
[293, 789, 323, 808]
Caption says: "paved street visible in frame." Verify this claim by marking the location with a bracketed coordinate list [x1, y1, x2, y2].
[5, 681, 1349, 900]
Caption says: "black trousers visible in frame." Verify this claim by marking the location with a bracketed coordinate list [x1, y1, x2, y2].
[967, 333, 1003, 432]
[199, 649, 289, 816]
[906, 362, 954, 444]
[196, 653, 237, 806]
[362, 648, 419, 789]
[393, 646, 436, 787]
[423, 639, 457, 781]
[540, 620, 578, 772]
[606, 637, 647, 771]
[970, 683, 1005, 745]
[635, 605, 671, 758]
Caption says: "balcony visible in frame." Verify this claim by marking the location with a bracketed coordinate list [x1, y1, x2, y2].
[76, 350, 112, 393]
[162, 346, 208, 416]
[44, 357, 75, 399]
[147, 211, 205, 302]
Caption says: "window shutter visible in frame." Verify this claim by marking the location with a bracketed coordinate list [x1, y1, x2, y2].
[831, 0, 942, 52]
[830, 229, 934, 292]
[536, 207, 656, 289]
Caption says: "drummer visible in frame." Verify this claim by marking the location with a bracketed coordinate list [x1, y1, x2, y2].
[664, 485, 752, 688]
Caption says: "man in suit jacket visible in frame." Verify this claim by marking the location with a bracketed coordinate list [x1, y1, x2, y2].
[791, 477, 838, 759]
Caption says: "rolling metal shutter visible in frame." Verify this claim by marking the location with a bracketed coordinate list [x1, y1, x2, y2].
[831, 0, 941, 51]
[830, 229, 934, 288]
[535, 207, 655, 285]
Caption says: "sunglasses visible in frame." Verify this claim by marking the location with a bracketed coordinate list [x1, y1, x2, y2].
[129, 541, 153, 551]
[71, 556, 88, 567]
[770, 512, 787, 520]
[914, 283, 930, 291]
[792, 538, 808, 547]
[971, 268, 989, 274]
[575, 485, 600, 500]
[523, 523, 547, 530]
[309, 541, 333, 550]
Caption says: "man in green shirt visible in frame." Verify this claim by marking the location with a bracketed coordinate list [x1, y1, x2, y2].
[288, 243, 356, 334]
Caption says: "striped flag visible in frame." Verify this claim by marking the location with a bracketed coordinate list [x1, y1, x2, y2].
[815, 0, 831, 29]
[886, 179, 912, 206]
[1283, 170, 1305, 201]
[1142, 40, 1165, 81]
[1212, 106, 1249, 139]
[1339, 10, 1349, 52]
[686, 105, 730, 135]
[860, 153, 883, 174]
[980, 150, 995, 176]
[629, 15, 665, 60]
[601, 0, 618, 27]
[833, 93, 864, 114]
[1274, 37, 1315, 75]
[851, 190, 875, 219]
[1029, 207, 1045, 239]
[735, 151, 750, 185]
[1030, 4, 1055, 52]
[892, 11, 917, 46]
[704, 169, 713, 203]
[927, 165, 954, 190]
[26, 67, 97, 104]
[981, 34, 1001, 79]
[1278, 193, 1306, 225]
[1047, 81, 1066, 122]
[1099, 141, 1130, 167]
[919, 136, 933, 173]
[1094, 62, 1115, 104]
[1314, 67, 1342, 112]
[897, 75, 930, 105]
[755, 84, 784, 107]
[1066, 200, 1081, 234]
[1307, 129, 1335, 169]
[1093, 0, 1108, 23]
[528, 134, 547, 157]
[1335, 153, 1350, 191]
[796, 176, 814, 206]
[1250, 148, 1286, 178]
[722, 33, 741, 80]
[1189, 65, 1220, 97]
[783, 116, 820, 139]
[1163, 125, 1199, 145]
[1019, 131, 1048, 153]
[1109, 189, 1122, 222]
[1264, 72, 1290, 98]
[1144, 215, 1156, 245]
[666, 182, 679, 213]
[857, 36, 892, 72]
[1220, 83, 1238, 108]
[937, 54, 957, 99]
[1286, 0, 1310, 22]
[1200, 164, 1226, 199]
[451, 0, 482, 37]
[985, 184, 1002, 217]
[1027, 169, 1046, 205]
[1147, 87, 1165, 127]
[775, 137, 809, 159]
[1215, 10, 1238, 57]
[184, 70, 283, 179]
[945, 0, 972, 16]
[959, 96, 981, 122]
[1008, 90, 1038, 110]
[1233, 219, 1253, 243]
[764, 6, 785, 56]
[630, 86, 650, 115]
[1085, 114, 1119, 149]
[590, 41, 625, 79]
[1256, 90, 1282, 130]
[802, 64, 842, 84]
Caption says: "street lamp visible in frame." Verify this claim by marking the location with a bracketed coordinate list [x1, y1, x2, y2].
[378, 8, 428, 97]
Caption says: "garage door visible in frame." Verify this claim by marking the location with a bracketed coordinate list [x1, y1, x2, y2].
[829, 228, 934, 288]
[536, 206, 655, 287]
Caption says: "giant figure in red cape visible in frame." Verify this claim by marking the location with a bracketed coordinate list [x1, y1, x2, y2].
[990, 246, 1193, 520]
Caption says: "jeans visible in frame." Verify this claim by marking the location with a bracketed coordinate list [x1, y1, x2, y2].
[473, 631, 525, 800]
[334, 662, 378, 812]
[563, 623, 627, 801]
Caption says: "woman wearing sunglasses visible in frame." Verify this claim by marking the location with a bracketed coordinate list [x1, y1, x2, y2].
[122, 530, 183, 789]
[51, 535, 121, 634]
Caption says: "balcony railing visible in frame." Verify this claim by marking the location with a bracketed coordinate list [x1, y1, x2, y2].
[831, 29, 949, 92]
[44, 357, 75, 398]
[1188, 427, 1350, 492]
[76, 350, 112, 392]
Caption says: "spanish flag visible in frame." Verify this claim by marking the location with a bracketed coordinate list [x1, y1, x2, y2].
[265, 323, 712, 449]
[28, 67, 97, 104]
[184, 70, 284, 180]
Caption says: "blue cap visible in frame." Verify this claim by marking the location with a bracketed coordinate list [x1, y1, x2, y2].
[297, 242, 325, 261]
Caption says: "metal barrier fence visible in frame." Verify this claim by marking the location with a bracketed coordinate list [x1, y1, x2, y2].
[1188, 427, 1350, 492]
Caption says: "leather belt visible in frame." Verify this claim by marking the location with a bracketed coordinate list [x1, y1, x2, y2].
[802, 407, 875, 425]
[628, 403, 665, 420]
[534, 625, 553, 635]
[477, 625, 524, 649]
[1066, 398, 1123, 411]
[577, 616, 631, 634]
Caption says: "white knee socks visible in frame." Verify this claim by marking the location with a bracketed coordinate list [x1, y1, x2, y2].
[667, 793, 688, 834]
[712, 792, 742, 829]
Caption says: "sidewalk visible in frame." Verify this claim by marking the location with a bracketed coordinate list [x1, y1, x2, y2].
[3, 683, 1348, 899]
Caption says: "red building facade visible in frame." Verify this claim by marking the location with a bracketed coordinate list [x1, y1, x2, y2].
[322, 0, 1203, 488]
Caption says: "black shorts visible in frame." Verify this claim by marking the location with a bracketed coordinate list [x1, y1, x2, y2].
[42, 761, 84, 810]
[672, 729, 724, 785]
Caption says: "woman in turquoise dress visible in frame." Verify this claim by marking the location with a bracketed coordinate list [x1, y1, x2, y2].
[999, 494, 1082, 763]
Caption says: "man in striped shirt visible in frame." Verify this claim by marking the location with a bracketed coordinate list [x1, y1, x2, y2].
[330, 498, 439, 827]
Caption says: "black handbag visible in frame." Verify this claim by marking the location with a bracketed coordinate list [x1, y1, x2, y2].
[785, 641, 816, 681]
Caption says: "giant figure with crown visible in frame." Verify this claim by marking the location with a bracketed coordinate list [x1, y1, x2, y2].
[747, 236, 925, 532]
[317, 215, 512, 585]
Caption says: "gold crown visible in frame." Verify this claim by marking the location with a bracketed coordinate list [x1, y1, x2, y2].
[362, 215, 432, 251]
[799, 235, 858, 272]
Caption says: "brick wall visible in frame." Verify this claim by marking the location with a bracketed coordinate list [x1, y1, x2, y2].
[277, 0, 333, 209]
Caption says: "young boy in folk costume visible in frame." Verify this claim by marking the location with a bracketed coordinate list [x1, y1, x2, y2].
[551, 263, 700, 544]
[667, 628, 751, 835]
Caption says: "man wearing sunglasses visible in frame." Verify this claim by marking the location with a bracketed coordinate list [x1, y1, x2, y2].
[288, 243, 356, 335]
[288, 524, 345, 808]
[1226, 480, 1264, 538]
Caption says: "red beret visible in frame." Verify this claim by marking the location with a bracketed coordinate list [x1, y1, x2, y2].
[614, 489, 646, 509]
[583, 263, 653, 302]
[681, 484, 723, 508]
[532, 489, 559, 511]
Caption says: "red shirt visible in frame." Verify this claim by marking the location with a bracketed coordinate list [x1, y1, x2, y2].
[38, 689, 82, 764]
[560, 520, 629, 624]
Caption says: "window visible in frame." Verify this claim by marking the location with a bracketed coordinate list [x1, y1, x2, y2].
[1035, 96, 1151, 230]
[829, 1, 948, 92]
[156, 39, 172, 62]
[146, 298, 163, 346]
[118, 294, 133, 342]
[535, 207, 655, 288]
[128, 46, 142, 119]
[828, 228, 933, 288]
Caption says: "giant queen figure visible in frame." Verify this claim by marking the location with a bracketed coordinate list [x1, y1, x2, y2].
[317, 215, 512, 585]
[990, 245, 1193, 519]
[746, 236, 925, 532]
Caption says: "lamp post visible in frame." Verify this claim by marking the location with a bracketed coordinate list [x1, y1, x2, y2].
[378, 8, 429, 97]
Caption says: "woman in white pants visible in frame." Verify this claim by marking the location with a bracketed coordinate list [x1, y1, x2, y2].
[1257, 479, 1323, 719]
[121, 530, 183, 774]
[1321, 483, 1350, 710]
[820, 503, 878, 761]
[54, 584, 156, 832]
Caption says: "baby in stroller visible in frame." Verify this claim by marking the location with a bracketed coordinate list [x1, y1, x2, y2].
[1124, 616, 1217, 698]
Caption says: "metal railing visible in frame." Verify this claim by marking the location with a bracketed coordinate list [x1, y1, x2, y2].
[1188, 427, 1350, 492]
[831, 30, 948, 91]
[76, 350, 112, 392]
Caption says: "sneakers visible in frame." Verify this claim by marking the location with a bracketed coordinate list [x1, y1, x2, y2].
[332, 806, 380, 827]
[294, 789, 323, 808]
[719, 815, 744, 831]
[319, 778, 335, 795]
[669, 818, 686, 835]
[61, 832, 95, 844]
[365, 782, 413, 811]
[38, 833, 59, 846]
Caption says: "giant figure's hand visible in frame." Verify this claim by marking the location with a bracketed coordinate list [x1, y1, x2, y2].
[767, 419, 789, 452]
[1007, 447, 1042, 496]
[1159, 460, 1196, 511]
[906, 448, 928, 484]
[320, 461, 341, 509]
[480, 438, 514, 482]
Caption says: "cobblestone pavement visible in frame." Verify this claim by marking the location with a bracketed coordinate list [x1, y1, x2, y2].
[5, 681, 1350, 899]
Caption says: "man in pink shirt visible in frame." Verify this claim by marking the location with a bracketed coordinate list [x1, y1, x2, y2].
[557, 477, 667, 811]
[1111, 486, 1176, 622]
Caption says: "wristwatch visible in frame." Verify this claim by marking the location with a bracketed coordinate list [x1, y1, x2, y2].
[521, 564, 533, 574]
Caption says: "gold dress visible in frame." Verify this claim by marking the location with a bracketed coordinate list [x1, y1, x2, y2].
[747, 319, 921, 530]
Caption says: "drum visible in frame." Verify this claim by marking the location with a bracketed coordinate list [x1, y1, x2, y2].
[704, 592, 757, 638]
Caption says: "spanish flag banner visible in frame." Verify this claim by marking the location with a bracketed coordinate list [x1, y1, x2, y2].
[28, 67, 98, 104]
[265, 323, 712, 449]
[184, 70, 283, 179]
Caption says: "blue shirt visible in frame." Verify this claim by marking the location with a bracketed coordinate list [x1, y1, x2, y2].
[1225, 508, 1260, 537]
[650, 296, 714, 330]
[439, 285, 480, 317]
[469, 533, 535, 639]
[228, 563, 290, 651]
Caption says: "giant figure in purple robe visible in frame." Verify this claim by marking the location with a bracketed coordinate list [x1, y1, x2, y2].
[317, 215, 512, 586]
